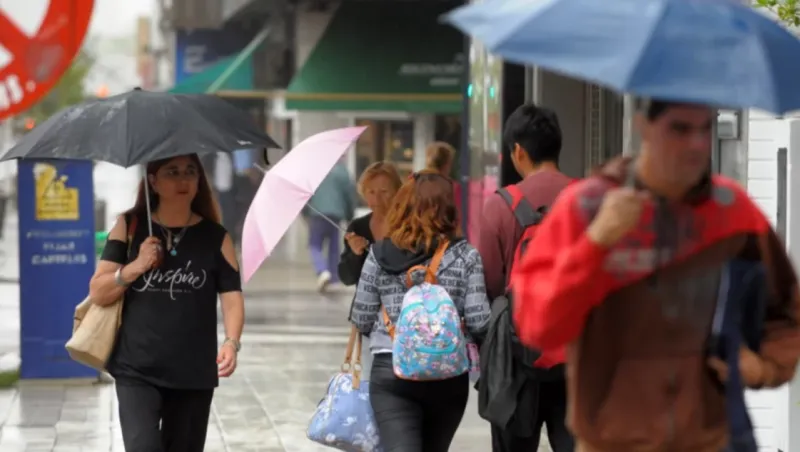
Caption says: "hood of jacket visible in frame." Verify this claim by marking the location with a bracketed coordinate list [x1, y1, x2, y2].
[373, 236, 465, 275]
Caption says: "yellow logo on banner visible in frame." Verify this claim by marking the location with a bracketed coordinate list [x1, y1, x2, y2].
[34, 163, 79, 221]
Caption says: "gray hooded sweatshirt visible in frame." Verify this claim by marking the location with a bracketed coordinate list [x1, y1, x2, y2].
[350, 238, 492, 355]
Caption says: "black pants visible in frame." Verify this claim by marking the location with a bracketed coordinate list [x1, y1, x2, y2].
[491, 379, 574, 452]
[369, 354, 469, 452]
[116, 378, 214, 452]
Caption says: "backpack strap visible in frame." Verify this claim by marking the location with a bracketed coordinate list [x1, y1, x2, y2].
[404, 240, 450, 287]
[384, 240, 451, 339]
[496, 186, 546, 228]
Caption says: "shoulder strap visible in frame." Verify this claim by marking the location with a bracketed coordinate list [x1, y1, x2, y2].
[497, 186, 546, 228]
[428, 239, 449, 277]
[386, 240, 453, 339]
[404, 239, 450, 287]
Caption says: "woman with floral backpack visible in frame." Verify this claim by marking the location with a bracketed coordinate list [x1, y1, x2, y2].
[351, 170, 492, 452]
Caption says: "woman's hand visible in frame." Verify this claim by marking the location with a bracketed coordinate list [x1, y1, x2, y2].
[217, 341, 238, 377]
[132, 236, 162, 274]
[345, 232, 369, 256]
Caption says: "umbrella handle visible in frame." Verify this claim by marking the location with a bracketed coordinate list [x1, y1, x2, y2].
[143, 171, 154, 236]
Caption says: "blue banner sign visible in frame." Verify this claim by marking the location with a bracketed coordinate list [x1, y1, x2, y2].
[175, 28, 251, 83]
[18, 159, 96, 379]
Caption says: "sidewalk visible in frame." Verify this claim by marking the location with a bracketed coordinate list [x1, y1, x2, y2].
[0, 213, 549, 451]
[242, 260, 327, 295]
[0, 292, 548, 452]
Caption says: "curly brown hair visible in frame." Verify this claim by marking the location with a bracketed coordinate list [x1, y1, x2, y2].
[385, 170, 459, 252]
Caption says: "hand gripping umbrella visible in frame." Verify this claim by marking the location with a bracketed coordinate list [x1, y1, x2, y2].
[0, 88, 281, 235]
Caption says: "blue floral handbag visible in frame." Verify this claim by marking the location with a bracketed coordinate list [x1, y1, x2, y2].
[307, 326, 383, 452]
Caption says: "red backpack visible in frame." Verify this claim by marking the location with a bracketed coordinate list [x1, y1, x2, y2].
[496, 185, 566, 373]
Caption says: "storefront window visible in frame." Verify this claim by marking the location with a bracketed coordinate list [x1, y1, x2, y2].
[485, 53, 502, 183]
[354, 119, 415, 206]
[466, 11, 501, 244]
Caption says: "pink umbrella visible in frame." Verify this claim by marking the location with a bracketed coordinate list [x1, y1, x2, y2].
[241, 126, 367, 282]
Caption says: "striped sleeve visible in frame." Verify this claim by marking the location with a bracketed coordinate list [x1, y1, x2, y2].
[463, 247, 492, 337]
[350, 250, 382, 333]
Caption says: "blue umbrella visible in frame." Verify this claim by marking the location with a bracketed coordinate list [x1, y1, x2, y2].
[444, 0, 800, 114]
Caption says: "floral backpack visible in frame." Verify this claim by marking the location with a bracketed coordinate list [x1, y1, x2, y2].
[382, 240, 471, 381]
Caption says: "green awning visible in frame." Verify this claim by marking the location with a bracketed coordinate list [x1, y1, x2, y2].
[286, 1, 465, 113]
[168, 52, 254, 94]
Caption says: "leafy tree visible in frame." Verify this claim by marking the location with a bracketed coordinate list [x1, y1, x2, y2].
[24, 50, 94, 126]
[755, 0, 800, 27]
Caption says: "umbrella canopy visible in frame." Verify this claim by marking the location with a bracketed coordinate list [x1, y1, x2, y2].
[1, 89, 281, 166]
[241, 126, 367, 282]
[444, 0, 800, 114]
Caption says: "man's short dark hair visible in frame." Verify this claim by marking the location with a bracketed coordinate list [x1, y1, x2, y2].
[503, 104, 562, 164]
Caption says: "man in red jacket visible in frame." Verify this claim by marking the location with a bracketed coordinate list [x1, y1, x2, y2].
[478, 104, 574, 452]
[511, 99, 800, 451]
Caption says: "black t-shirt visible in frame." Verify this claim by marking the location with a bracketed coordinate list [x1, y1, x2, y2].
[101, 214, 241, 389]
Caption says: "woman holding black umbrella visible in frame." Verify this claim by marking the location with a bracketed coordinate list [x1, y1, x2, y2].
[88, 153, 244, 452]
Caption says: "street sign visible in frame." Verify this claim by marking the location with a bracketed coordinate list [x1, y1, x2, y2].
[18, 159, 96, 379]
[0, 1, 94, 121]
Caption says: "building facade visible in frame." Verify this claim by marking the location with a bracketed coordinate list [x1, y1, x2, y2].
[165, 0, 789, 444]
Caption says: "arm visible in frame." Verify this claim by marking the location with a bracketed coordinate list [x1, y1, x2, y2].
[350, 251, 382, 333]
[463, 247, 492, 339]
[88, 216, 146, 306]
[476, 195, 508, 301]
[338, 220, 367, 286]
[750, 228, 800, 388]
[218, 233, 244, 345]
[510, 187, 612, 350]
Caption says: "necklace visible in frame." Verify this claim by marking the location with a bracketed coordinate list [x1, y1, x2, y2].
[155, 211, 193, 256]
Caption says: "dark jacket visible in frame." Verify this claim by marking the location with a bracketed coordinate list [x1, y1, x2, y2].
[713, 260, 767, 452]
[478, 296, 519, 428]
[479, 295, 563, 436]
[338, 213, 374, 286]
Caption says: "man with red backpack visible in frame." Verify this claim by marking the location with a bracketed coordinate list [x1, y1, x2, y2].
[477, 104, 574, 452]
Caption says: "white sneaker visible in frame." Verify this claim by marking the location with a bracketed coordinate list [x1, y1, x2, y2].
[317, 270, 332, 292]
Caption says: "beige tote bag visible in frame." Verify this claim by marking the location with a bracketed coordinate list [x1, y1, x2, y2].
[65, 217, 137, 371]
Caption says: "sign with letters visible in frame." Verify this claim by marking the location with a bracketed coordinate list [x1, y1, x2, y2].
[17, 159, 95, 379]
[0, 1, 94, 121]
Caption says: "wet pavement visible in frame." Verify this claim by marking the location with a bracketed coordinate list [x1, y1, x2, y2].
[0, 238, 553, 451]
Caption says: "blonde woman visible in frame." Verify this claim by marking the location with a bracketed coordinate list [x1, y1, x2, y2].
[338, 161, 403, 286]
[339, 162, 402, 381]
[425, 141, 456, 177]
[426, 141, 463, 229]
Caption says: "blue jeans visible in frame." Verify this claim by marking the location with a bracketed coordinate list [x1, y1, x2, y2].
[308, 215, 341, 281]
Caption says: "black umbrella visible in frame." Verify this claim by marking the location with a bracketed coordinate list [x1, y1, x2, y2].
[0, 88, 280, 166]
[1, 88, 280, 236]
